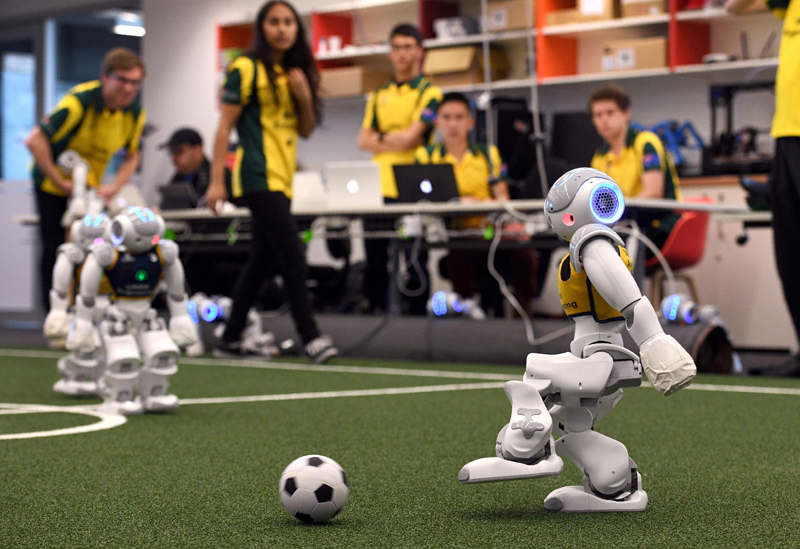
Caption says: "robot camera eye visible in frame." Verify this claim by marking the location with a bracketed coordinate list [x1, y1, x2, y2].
[562, 213, 575, 226]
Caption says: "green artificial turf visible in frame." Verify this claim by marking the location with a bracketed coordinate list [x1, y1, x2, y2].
[1, 349, 799, 548]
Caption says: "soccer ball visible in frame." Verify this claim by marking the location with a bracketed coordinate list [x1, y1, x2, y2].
[279, 455, 349, 523]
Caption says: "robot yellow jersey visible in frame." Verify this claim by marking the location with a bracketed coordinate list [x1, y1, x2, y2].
[105, 246, 165, 299]
[557, 244, 633, 322]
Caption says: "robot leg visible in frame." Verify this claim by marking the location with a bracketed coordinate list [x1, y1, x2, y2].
[544, 430, 646, 512]
[53, 347, 103, 397]
[136, 312, 180, 412]
[97, 313, 143, 416]
[459, 379, 563, 484]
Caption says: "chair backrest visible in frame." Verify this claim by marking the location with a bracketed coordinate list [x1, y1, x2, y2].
[645, 196, 713, 271]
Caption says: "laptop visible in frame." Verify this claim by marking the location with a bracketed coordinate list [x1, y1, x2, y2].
[159, 183, 199, 210]
[291, 171, 328, 214]
[393, 164, 460, 203]
[325, 162, 383, 209]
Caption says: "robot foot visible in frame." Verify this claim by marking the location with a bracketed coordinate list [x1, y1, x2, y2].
[53, 379, 99, 397]
[458, 454, 563, 484]
[137, 394, 179, 413]
[543, 483, 648, 513]
[97, 399, 144, 416]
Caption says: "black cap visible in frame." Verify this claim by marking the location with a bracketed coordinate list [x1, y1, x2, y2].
[159, 128, 202, 151]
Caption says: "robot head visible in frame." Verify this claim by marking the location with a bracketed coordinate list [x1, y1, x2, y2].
[70, 213, 111, 249]
[544, 167, 625, 241]
[110, 206, 165, 253]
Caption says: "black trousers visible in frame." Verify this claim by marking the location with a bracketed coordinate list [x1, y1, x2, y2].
[363, 197, 429, 315]
[771, 137, 800, 343]
[223, 190, 320, 345]
[34, 187, 68, 313]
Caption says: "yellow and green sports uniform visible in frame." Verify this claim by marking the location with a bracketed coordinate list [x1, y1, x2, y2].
[414, 141, 506, 228]
[558, 244, 633, 323]
[591, 127, 682, 234]
[362, 75, 443, 198]
[769, 0, 800, 137]
[221, 56, 298, 199]
[33, 80, 146, 197]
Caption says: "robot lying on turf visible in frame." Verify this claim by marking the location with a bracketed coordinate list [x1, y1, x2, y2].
[459, 168, 697, 512]
[67, 206, 197, 415]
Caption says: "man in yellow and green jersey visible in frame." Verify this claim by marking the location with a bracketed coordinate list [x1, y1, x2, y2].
[589, 84, 682, 251]
[414, 92, 540, 317]
[357, 23, 443, 314]
[25, 47, 146, 312]
[728, 0, 800, 371]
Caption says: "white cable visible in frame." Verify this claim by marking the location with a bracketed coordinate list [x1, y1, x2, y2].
[614, 225, 677, 297]
[395, 234, 428, 298]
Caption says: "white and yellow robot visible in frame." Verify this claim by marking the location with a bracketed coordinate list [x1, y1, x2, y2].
[43, 213, 113, 396]
[459, 168, 697, 512]
[67, 206, 197, 415]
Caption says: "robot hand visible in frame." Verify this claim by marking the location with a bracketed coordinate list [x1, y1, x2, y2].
[43, 309, 71, 339]
[169, 315, 198, 349]
[639, 333, 697, 396]
[66, 317, 100, 353]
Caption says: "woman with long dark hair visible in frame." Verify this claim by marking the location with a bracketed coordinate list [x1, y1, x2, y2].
[206, 0, 337, 363]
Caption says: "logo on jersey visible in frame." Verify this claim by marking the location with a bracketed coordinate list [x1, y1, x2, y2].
[149, 253, 158, 263]
[642, 153, 661, 170]
[121, 253, 135, 263]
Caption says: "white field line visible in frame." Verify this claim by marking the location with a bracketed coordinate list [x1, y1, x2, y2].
[3, 348, 800, 396]
[0, 404, 127, 440]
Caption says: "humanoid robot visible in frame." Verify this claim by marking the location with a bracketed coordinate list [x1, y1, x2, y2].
[43, 213, 113, 396]
[459, 168, 697, 512]
[67, 206, 197, 415]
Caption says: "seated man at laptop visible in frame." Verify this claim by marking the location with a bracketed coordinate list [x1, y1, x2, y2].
[414, 92, 539, 317]
[159, 127, 237, 209]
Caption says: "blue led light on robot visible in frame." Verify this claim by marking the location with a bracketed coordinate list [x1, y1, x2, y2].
[186, 300, 199, 324]
[590, 182, 625, 224]
[130, 206, 155, 223]
[683, 308, 695, 324]
[84, 214, 92, 227]
[431, 291, 448, 316]
[664, 294, 680, 321]
[452, 298, 463, 314]
[201, 301, 220, 322]
[86, 213, 106, 227]
[111, 232, 124, 247]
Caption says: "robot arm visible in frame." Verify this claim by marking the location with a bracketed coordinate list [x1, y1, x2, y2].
[159, 240, 197, 348]
[43, 244, 84, 339]
[581, 238, 696, 396]
[66, 245, 113, 353]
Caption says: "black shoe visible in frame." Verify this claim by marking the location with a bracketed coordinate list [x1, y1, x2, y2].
[305, 336, 339, 364]
[212, 340, 271, 359]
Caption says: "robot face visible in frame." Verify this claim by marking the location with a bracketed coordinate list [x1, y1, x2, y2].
[544, 168, 624, 241]
[71, 214, 110, 248]
[111, 207, 165, 252]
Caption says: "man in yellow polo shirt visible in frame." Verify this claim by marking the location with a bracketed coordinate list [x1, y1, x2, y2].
[357, 23, 443, 314]
[589, 84, 682, 251]
[728, 0, 800, 372]
[415, 92, 539, 317]
[25, 47, 146, 312]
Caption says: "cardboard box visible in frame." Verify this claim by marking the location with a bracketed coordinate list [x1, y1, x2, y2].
[621, 0, 665, 17]
[423, 46, 510, 87]
[600, 36, 667, 72]
[486, 0, 537, 31]
[579, 0, 618, 19]
[545, 0, 618, 26]
[319, 66, 391, 98]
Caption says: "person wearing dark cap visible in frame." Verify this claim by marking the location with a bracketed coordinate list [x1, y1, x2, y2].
[159, 128, 211, 208]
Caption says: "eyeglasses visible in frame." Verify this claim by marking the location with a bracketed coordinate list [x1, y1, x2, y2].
[109, 72, 143, 88]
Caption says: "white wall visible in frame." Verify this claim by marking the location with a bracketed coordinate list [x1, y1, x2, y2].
[0, 0, 131, 24]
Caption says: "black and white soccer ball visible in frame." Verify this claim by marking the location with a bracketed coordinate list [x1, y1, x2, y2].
[279, 455, 349, 523]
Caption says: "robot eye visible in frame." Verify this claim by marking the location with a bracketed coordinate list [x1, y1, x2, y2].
[562, 213, 575, 226]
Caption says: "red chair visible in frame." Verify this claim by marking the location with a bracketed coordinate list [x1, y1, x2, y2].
[645, 196, 713, 306]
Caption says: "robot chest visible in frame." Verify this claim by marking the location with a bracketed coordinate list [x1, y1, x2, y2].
[106, 252, 163, 299]
[557, 255, 625, 322]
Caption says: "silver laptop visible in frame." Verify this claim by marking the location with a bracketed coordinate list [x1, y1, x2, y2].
[325, 162, 382, 209]
[291, 171, 328, 214]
